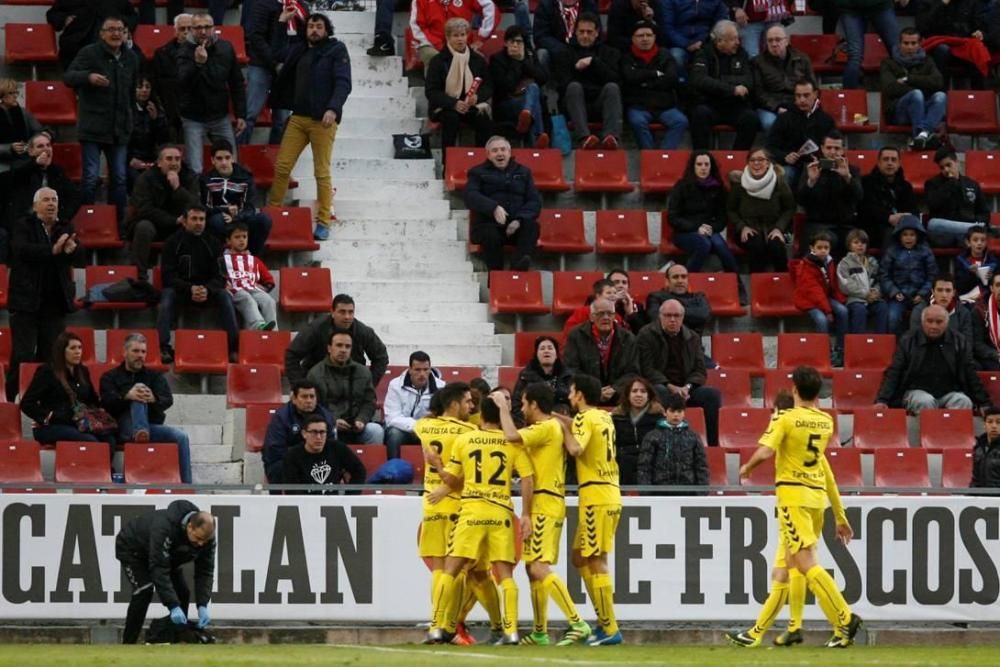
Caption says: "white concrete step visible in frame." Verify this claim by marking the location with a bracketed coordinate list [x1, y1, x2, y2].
[171, 394, 227, 425]
[362, 300, 490, 322]
[193, 462, 243, 485]
[323, 9, 385, 34]
[185, 424, 224, 447]
[191, 443, 236, 464]
[342, 95, 416, 118]
[315, 239, 467, 260]
[331, 219, 459, 240]
[368, 321, 496, 339]
[296, 157, 434, 178]
[334, 264, 477, 281]
[335, 117, 424, 138]
[336, 279, 479, 302]
[312, 177, 444, 201]
[331, 136, 395, 159]
[333, 199, 452, 220]
[350, 77, 410, 96]
[384, 343, 502, 367]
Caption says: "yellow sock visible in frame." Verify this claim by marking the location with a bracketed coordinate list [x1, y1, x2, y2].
[457, 572, 476, 623]
[470, 573, 502, 630]
[429, 569, 443, 621]
[787, 570, 806, 633]
[591, 573, 618, 636]
[578, 565, 597, 610]
[748, 580, 788, 640]
[805, 565, 851, 629]
[546, 573, 582, 624]
[440, 572, 465, 634]
[530, 579, 548, 634]
[433, 572, 456, 632]
[500, 578, 519, 636]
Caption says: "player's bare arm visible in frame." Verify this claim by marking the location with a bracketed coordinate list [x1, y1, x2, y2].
[519, 474, 535, 540]
[739, 445, 775, 479]
[492, 393, 523, 443]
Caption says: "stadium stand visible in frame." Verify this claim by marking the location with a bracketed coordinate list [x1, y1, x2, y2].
[0, 440, 44, 492]
[874, 448, 931, 489]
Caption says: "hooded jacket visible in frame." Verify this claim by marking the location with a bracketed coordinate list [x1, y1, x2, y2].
[383, 368, 445, 433]
[751, 46, 815, 112]
[306, 358, 378, 424]
[636, 322, 707, 388]
[875, 326, 990, 406]
[284, 316, 389, 385]
[100, 362, 173, 425]
[271, 37, 352, 123]
[877, 216, 937, 300]
[161, 228, 226, 293]
[837, 252, 881, 305]
[636, 419, 709, 491]
[177, 36, 247, 123]
[791, 254, 846, 315]
[858, 165, 919, 246]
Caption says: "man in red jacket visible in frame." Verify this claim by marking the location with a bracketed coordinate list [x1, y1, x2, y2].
[791, 230, 847, 367]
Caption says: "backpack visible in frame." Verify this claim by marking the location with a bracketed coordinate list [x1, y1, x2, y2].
[145, 616, 216, 644]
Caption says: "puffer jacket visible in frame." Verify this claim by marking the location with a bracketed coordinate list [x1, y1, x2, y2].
[751, 46, 815, 112]
[383, 368, 444, 433]
[465, 158, 542, 224]
[511, 360, 573, 420]
[636, 420, 709, 492]
[689, 43, 754, 108]
[837, 252, 881, 305]
[621, 47, 681, 111]
[791, 254, 846, 315]
[306, 358, 377, 424]
[972, 432, 1000, 488]
[667, 178, 728, 235]
[612, 404, 664, 485]
[877, 216, 937, 301]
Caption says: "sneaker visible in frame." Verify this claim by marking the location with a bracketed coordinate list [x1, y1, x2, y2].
[725, 630, 760, 648]
[823, 633, 847, 648]
[831, 349, 844, 368]
[255, 320, 277, 331]
[586, 629, 623, 646]
[911, 131, 930, 150]
[841, 613, 863, 645]
[160, 346, 174, 365]
[452, 623, 476, 645]
[773, 629, 803, 647]
[492, 633, 519, 645]
[422, 628, 442, 644]
[351, 0, 365, 10]
[556, 620, 592, 646]
[601, 134, 619, 150]
[133, 429, 150, 443]
[535, 132, 550, 149]
[580, 134, 600, 150]
[487, 628, 505, 644]
[925, 133, 943, 150]
[314, 224, 330, 241]
[520, 631, 550, 645]
[367, 33, 395, 57]
[516, 109, 533, 134]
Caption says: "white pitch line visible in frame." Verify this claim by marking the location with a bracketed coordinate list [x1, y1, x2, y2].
[327, 644, 641, 665]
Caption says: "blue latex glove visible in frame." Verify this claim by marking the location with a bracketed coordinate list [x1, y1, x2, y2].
[169, 607, 187, 625]
[197, 605, 210, 629]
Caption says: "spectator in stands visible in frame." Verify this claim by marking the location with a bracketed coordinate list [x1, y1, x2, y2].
[925, 146, 992, 247]
[307, 331, 384, 445]
[149, 14, 193, 143]
[138, 0, 226, 25]
[728, 0, 793, 58]
[410, 0, 499, 69]
[727, 147, 793, 272]
[646, 263, 714, 341]
[976, 0, 1000, 54]
[242, 1, 297, 145]
[612, 376, 664, 485]
[917, 0, 989, 89]
[750, 24, 814, 133]
[202, 139, 272, 255]
[553, 12, 623, 150]
[21, 331, 109, 446]
[636, 393, 709, 493]
[511, 335, 573, 422]
[100, 332, 192, 483]
[621, 20, 688, 150]
[791, 231, 848, 366]
[464, 135, 541, 271]
[369, 0, 398, 56]
[490, 26, 549, 148]
[796, 130, 862, 256]
[157, 205, 239, 364]
[0, 79, 43, 224]
[223, 222, 277, 331]
[636, 299, 721, 446]
[837, 228, 889, 334]
[858, 145, 918, 251]
[911, 273, 997, 369]
[383, 351, 444, 459]
[564, 297, 639, 405]
[689, 20, 760, 151]
[878, 214, 937, 334]
[269, 13, 352, 240]
[5, 188, 80, 402]
[262, 379, 337, 484]
[765, 79, 834, 187]
[955, 225, 1000, 304]
[662, 0, 729, 72]
[839, 0, 901, 90]
[8, 132, 81, 225]
[127, 77, 169, 192]
[974, 272, 1000, 371]
[129, 144, 201, 275]
[282, 413, 367, 494]
[875, 304, 991, 413]
[880, 27, 947, 151]
[563, 279, 624, 336]
[533, 0, 599, 69]
[64, 15, 140, 228]
[606, 0, 660, 52]
[607, 269, 648, 332]
[176, 13, 247, 175]
[971, 407, 1000, 487]
[47, 1, 138, 70]
[285, 294, 390, 385]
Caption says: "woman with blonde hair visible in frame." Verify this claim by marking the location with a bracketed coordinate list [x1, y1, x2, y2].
[727, 146, 795, 272]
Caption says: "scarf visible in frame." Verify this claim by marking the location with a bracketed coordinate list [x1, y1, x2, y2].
[891, 44, 926, 68]
[741, 164, 777, 200]
[592, 324, 615, 371]
[630, 44, 659, 65]
[560, 3, 579, 44]
[630, 405, 649, 425]
[931, 296, 957, 315]
[696, 175, 721, 189]
[988, 294, 1000, 352]
[281, 0, 309, 37]
[445, 45, 475, 99]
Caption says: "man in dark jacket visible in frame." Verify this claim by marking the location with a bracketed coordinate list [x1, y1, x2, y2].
[156, 205, 239, 362]
[765, 79, 834, 186]
[129, 144, 201, 274]
[689, 19, 760, 150]
[4, 187, 81, 402]
[533, 0, 600, 67]
[875, 304, 991, 413]
[115, 500, 215, 644]
[262, 379, 338, 484]
[880, 28, 947, 150]
[47, 0, 137, 70]
[621, 20, 687, 150]
[797, 130, 863, 255]
[858, 145, 919, 250]
[241, 0, 293, 145]
[100, 331, 191, 482]
[751, 24, 815, 132]
[7, 133, 80, 224]
[64, 15, 139, 226]
[306, 331, 384, 445]
[282, 412, 367, 494]
[465, 136, 542, 271]
[925, 146, 992, 247]
[911, 274, 998, 371]
[149, 14, 193, 142]
[971, 407, 1000, 488]
[490, 26, 549, 148]
[646, 263, 715, 337]
[563, 297, 639, 405]
[202, 139, 272, 256]
[636, 299, 721, 446]
[177, 13, 247, 174]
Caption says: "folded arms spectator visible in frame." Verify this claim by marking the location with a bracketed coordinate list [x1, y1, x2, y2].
[621, 20, 688, 150]
[880, 27, 947, 151]
[306, 331, 384, 445]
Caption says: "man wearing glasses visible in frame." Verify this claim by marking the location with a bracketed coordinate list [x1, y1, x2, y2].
[749, 24, 814, 133]
[281, 413, 367, 494]
[564, 297, 639, 406]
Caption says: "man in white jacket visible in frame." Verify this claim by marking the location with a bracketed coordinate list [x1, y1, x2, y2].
[383, 351, 446, 459]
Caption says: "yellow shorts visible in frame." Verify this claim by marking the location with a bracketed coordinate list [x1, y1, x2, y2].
[523, 513, 564, 564]
[449, 508, 516, 564]
[419, 510, 458, 559]
[777, 505, 824, 557]
[574, 504, 621, 558]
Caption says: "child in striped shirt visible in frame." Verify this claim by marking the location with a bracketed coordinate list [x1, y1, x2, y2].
[223, 222, 277, 331]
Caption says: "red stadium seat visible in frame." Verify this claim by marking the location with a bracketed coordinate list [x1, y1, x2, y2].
[375, 365, 406, 409]
[399, 444, 426, 483]
[940, 449, 973, 489]
[477, 30, 506, 60]
[710, 332, 764, 375]
[489, 271, 549, 317]
[72, 205, 123, 251]
[24, 81, 77, 125]
[498, 365, 519, 389]
[0, 402, 19, 439]
[861, 33, 888, 72]
[4, 23, 58, 65]
[826, 447, 864, 490]
[263, 207, 320, 252]
[83, 265, 147, 312]
[685, 406, 707, 441]
[133, 24, 174, 60]
[574, 150, 633, 192]
[514, 331, 562, 367]
[964, 151, 1000, 195]
[436, 366, 484, 383]
[54, 441, 112, 489]
[0, 327, 11, 366]
[705, 369, 752, 409]
[552, 271, 604, 316]
[879, 94, 915, 136]
[705, 447, 729, 492]
[750, 273, 799, 320]
[777, 333, 832, 374]
[88, 362, 117, 396]
[17, 363, 40, 404]
[226, 363, 282, 408]
[874, 448, 930, 488]
[402, 27, 422, 72]
[0, 440, 44, 492]
[919, 409, 974, 451]
[852, 408, 907, 450]
[595, 210, 654, 256]
[831, 370, 880, 412]
[280, 267, 332, 312]
[629, 271, 664, 307]
[900, 150, 940, 195]
[444, 147, 485, 191]
[65, 326, 96, 365]
[740, 449, 775, 491]
[124, 443, 181, 488]
[511, 148, 570, 191]
[105, 329, 166, 372]
[351, 445, 388, 476]
[820, 89, 876, 133]
[761, 368, 794, 408]
[52, 143, 82, 182]
[212, 25, 248, 64]
[709, 150, 748, 176]
[537, 209, 593, 260]
[639, 149, 690, 193]
[844, 334, 895, 371]
[659, 212, 684, 256]
[688, 272, 744, 317]
[239, 145, 295, 189]
[238, 330, 292, 370]
[845, 149, 879, 170]
[245, 402, 282, 453]
[978, 371, 1000, 407]
[718, 407, 773, 449]
[173, 330, 229, 375]
[946, 90, 1000, 136]
[789, 34, 842, 74]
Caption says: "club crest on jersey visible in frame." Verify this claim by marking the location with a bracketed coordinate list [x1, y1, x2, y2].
[310, 461, 332, 484]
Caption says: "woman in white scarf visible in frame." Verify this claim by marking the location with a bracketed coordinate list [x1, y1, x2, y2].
[727, 147, 796, 272]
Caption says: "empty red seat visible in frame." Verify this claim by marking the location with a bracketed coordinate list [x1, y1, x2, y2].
[133, 24, 174, 60]
[789, 33, 842, 74]
[511, 148, 569, 191]
[639, 149, 690, 193]
[846, 149, 879, 170]
[55, 441, 112, 489]
[740, 449, 776, 491]
[705, 447, 729, 492]
[263, 207, 320, 252]
[964, 151, 1000, 195]
[444, 147, 485, 190]
[574, 150, 633, 192]
[399, 443, 426, 483]
[17, 363, 40, 404]
[853, 408, 907, 450]
[375, 365, 407, 408]
[245, 402, 282, 453]
[861, 32, 888, 72]
[709, 150, 748, 175]
[0, 327, 10, 367]
[52, 143, 82, 182]
[489, 271, 548, 316]
[239, 145, 293, 188]
[82, 265, 147, 312]
[552, 271, 605, 316]
[946, 90, 1000, 136]
[750, 273, 799, 320]
[629, 271, 664, 307]
[65, 326, 96, 365]
[0, 402, 19, 440]
[710, 332, 764, 374]
[105, 329, 167, 372]
[212, 25, 248, 64]
[919, 409, 974, 451]
[844, 333, 895, 371]
[831, 370, 880, 412]
[718, 407, 773, 449]
[820, 88, 876, 133]
[226, 363, 282, 408]
[436, 366, 484, 384]
[761, 368, 794, 408]
[514, 331, 563, 366]
[238, 330, 292, 370]
[537, 209, 593, 257]
[498, 365, 519, 389]
[900, 151, 940, 195]
[595, 210, 654, 255]
[0, 440, 44, 492]
[874, 448, 930, 488]
[24, 81, 77, 126]
[826, 447, 864, 489]
[4, 23, 58, 65]
[941, 449, 973, 488]
[777, 333, 832, 374]
[351, 445, 388, 476]
[978, 371, 1000, 407]
[173, 330, 229, 375]
[280, 267, 332, 312]
[705, 369, 752, 408]
[659, 212, 684, 256]
[402, 27, 422, 72]
[688, 272, 744, 317]
[124, 443, 181, 488]
[72, 205, 122, 251]
[879, 93, 916, 136]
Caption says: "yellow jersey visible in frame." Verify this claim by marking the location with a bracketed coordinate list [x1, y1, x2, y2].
[571, 408, 621, 507]
[414, 416, 475, 512]
[518, 417, 567, 518]
[759, 406, 836, 509]
[446, 428, 534, 514]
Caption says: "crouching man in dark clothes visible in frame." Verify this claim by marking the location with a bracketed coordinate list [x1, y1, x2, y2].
[115, 499, 216, 643]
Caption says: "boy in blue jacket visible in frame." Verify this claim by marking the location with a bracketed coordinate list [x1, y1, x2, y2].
[877, 214, 937, 334]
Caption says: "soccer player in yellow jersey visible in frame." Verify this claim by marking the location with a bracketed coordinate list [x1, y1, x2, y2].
[428, 396, 535, 645]
[727, 366, 862, 649]
[494, 383, 592, 646]
[559, 373, 624, 646]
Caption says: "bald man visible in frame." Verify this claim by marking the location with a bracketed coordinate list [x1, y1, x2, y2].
[875, 304, 992, 415]
[636, 300, 722, 445]
[116, 500, 216, 643]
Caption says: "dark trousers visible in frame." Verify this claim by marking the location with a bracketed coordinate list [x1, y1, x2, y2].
[738, 231, 788, 272]
[471, 217, 539, 271]
[438, 108, 493, 161]
[654, 384, 721, 447]
[129, 219, 174, 275]
[157, 286, 240, 354]
[690, 103, 760, 150]
[6, 305, 66, 401]
[118, 553, 189, 644]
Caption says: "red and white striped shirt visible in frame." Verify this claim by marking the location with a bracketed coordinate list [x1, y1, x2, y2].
[223, 251, 275, 294]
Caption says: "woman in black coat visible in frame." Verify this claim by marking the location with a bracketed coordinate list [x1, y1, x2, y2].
[667, 151, 739, 275]
[511, 335, 573, 423]
[611, 376, 665, 486]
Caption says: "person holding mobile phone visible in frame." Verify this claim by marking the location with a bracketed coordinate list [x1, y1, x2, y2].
[796, 130, 862, 257]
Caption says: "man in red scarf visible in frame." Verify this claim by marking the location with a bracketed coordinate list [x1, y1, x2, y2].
[621, 20, 688, 150]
